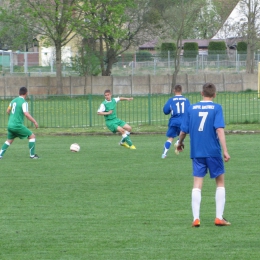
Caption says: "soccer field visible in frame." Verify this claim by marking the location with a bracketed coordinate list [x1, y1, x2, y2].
[0, 134, 259, 259]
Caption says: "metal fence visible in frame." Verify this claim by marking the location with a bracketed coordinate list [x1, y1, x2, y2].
[0, 92, 259, 129]
[1, 51, 260, 76]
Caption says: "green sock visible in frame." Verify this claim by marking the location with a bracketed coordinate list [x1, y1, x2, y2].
[124, 135, 133, 146]
[0, 142, 10, 157]
[29, 140, 36, 157]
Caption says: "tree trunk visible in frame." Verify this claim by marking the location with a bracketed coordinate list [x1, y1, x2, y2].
[246, 43, 255, 74]
[56, 42, 63, 94]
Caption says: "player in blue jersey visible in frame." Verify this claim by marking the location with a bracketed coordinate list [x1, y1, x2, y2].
[177, 82, 231, 227]
[161, 85, 190, 158]
[0, 87, 39, 159]
[97, 89, 136, 149]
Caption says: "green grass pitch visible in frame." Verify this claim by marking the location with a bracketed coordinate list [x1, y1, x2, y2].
[0, 133, 259, 259]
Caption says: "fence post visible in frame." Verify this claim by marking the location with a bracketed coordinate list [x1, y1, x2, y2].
[148, 74, 151, 94]
[30, 95, 34, 127]
[217, 54, 219, 73]
[222, 73, 226, 91]
[24, 52, 28, 73]
[148, 93, 151, 125]
[241, 73, 244, 91]
[70, 76, 72, 97]
[168, 51, 170, 73]
[258, 62, 260, 98]
[10, 52, 13, 73]
[112, 75, 114, 94]
[88, 94, 92, 127]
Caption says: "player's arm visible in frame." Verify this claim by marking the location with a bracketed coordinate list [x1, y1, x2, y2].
[24, 112, 39, 128]
[97, 103, 113, 115]
[177, 131, 186, 152]
[6, 106, 11, 115]
[216, 128, 230, 162]
[22, 102, 38, 128]
[163, 100, 171, 115]
[119, 97, 133, 101]
[97, 110, 113, 116]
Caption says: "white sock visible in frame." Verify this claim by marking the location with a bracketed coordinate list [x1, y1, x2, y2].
[192, 188, 201, 220]
[215, 187, 225, 219]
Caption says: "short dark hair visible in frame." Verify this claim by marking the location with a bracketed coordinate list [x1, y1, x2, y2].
[19, 87, 28, 95]
[202, 83, 216, 97]
[174, 84, 182, 93]
[104, 89, 111, 94]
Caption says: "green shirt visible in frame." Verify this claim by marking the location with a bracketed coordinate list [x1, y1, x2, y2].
[8, 96, 28, 127]
[98, 98, 119, 121]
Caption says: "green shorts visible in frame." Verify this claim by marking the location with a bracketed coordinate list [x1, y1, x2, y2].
[106, 118, 126, 133]
[7, 125, 33, 140]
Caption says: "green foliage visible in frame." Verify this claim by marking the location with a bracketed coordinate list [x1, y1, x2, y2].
[208, 41, 227, 54]
[237, 41, 247, 53]
[207, 41, 227, 61]
[161, 43, 176, 59]
[78, 0, 139, 75]
[70, 45, 101, 76]
[136, 51, 152, 62]
[117, 53, 135, 63]
[183, 42, 199, 58]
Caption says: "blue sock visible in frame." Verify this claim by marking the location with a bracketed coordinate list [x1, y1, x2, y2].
[163, 140, 172, 155]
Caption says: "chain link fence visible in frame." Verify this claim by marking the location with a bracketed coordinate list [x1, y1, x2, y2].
[1, 51, 260, 77]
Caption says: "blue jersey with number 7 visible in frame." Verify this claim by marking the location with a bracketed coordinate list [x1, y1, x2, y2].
[181, 100, 225, 158]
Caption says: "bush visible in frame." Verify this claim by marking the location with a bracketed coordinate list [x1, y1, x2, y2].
[237, 41, 247, 53]
[136, 51, 152, 62]
[208, 41, 227, 60]
[161, 43, 176, 59]
[70, 45, 101, 76]
[183, 42, 198, 59]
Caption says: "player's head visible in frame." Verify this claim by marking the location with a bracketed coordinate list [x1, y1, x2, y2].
[174, 84, 182, 94]
[19, 87, 28, 96]
[202, 83, 216, 98]
[104, 89, 112, 101]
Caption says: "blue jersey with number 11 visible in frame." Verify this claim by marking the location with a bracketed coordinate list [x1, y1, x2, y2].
[181, 101, 225, 158]
[163, 95, 190, 127]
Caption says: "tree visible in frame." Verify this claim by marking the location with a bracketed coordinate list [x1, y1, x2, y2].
[240, 0, 260, 73]
[6, 0, 82, 94]
[214, 0, 260, 74]
[0, 1, 35, 51]
[190, 0, 222, 39]
[76, 0, 153, 76]
[157, 0, 206, 88]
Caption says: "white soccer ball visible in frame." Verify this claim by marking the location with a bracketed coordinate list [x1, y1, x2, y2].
[70, 143, 80, 152]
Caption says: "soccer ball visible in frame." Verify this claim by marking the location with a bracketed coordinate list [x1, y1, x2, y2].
[70, 143, 80, 152]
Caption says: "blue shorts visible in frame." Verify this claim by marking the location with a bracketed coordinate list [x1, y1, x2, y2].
[192, 157, 225, 179]
[166, 126, 180, 138]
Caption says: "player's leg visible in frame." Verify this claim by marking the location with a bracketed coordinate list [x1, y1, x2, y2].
[191, 158, 206, 227]
[120, 122, 136, 149]
[118, 126, 134, 148]
[173, 128, 181, 155]
[0, 139, 14, 158]
[17, 125, 39, 159]
[120, 123, 131, 140]
[28, 133, 39, 159]
[162, 126, 180, 158]
[162, 137, 173, 158]
[208, 157, 230, 226]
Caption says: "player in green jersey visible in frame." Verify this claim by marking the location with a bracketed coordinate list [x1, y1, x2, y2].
[0, 87, 40, 159]
[97, 89, 136, 149]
